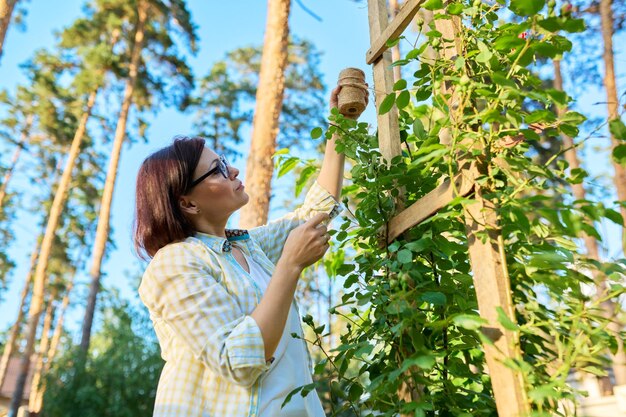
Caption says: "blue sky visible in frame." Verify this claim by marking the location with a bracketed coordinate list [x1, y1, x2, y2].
[0, 1, 625, 335]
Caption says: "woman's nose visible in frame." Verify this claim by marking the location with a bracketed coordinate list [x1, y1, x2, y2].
[229, 166, 239, 179]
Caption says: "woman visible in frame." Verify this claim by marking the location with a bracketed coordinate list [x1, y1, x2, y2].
[133, 84, 367, 417]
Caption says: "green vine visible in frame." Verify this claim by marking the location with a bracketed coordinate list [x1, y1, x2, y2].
[277, 1, 626, 416]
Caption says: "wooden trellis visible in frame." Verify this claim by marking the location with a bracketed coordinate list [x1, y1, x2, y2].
[366, 0, 530, 416]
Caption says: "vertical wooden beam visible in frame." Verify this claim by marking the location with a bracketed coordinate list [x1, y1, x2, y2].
[434, 15, 530, 417]
[432, 14, 461, 146]
[368, 0, 403, 166]
[388, 0, 402, 83]
[368, 0, 411, 410]
[464, 187, 530, 417]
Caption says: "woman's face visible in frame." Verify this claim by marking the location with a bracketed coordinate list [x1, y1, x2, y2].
[181, 148, 248, 222]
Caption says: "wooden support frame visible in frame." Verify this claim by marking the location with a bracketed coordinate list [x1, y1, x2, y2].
[464, 186, 529, 415]
[366, 0, 426, 65]
[365, 2, 530, 416]
[387, 163, 478, 243]
[368, 0, 403, 167]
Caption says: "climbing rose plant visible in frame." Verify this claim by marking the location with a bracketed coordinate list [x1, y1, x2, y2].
[278, 0, 626, 416]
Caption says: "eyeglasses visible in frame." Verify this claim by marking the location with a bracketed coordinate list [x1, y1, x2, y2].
[189, 154, 230, 188]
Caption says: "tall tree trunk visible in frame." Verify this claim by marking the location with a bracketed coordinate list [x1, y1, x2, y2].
[600, 0, 626, 255]
[239, 0, 291, 228]
[554, 60, 601, 261]
[389, 0, 401, 83]
[599, 0, 626, 386]
[0, 234, 40, 388]
[8, 89, 99, 417]
[80, 2, 147, 353]
[0, 115, 32, 215]
[554, 58, 626, 387]
[0, 0, 17, 60]
[27, 289, 56, 414]
[31, 272, 75, 413]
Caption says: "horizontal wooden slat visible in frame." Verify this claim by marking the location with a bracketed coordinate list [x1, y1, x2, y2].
[387, 164, 478, 243]
[366, 0, 426, 65]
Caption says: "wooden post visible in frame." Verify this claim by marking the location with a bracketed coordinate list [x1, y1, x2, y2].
[367, 0, 425, 410]
[434, 16, 530, 416]
[464, 187, 529, 416]
[367, 0, 403, 166]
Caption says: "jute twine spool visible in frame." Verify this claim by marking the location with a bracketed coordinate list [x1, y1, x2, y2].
[337, 67, 367, 117]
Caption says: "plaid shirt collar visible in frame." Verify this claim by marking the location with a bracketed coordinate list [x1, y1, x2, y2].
[194, 229, 250, 253]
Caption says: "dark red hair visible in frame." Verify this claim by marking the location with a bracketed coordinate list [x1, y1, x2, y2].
[133, 136, 206, 259]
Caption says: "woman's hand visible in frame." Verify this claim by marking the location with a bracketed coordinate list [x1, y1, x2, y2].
[253, 212, 331, 361]
[329, 84, 370, 118]
[279, 213, 331, 271]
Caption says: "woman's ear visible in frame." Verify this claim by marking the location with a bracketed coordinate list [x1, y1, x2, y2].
[179, 196, 200, 215]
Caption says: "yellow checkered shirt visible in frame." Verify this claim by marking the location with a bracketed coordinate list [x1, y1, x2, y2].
[139, 181, 340, 417]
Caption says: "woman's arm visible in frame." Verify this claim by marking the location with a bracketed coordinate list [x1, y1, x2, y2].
[316, 84, 368, 201]
[316, 129, 345, 201]
[251, 212, 330, 361]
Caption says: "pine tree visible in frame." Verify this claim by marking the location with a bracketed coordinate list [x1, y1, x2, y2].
[80, 0, 197, 353]
[0, 0, 18, 60]
[239, 0, 291, 228]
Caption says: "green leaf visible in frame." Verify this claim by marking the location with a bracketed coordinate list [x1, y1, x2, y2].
[412, 355, 436, 370]
[493, 34, 524, 51]
[396, 90, 410, 109]
[414, 88, 432, 101]
[496, 307, 518, 331]
[282, 386, 304, 408]
[295, 165, 316, 197]
[397, 249, 413, 264]
[310, 127, 323, 139]
[423, 0, 443, 10]
[529, 385, 557, 402]
[386, 37, 400, 48]
[546, 88, 568, 105]
[560, 123, 579, 137]
[476, 41, 493, 64]
[491, 72, 516, 88]
[510, 0, 545, 16]
[379, 93, 396, 115]
[521, 128, 541, 141]
[567, 167, 587, 185]
[609, 119, 626, 140]
[561, 111, 586, 125]
[612, 145, 626, 166]
[581, 366, 608, 377]
[404, 237, 431, 253]
[562, 18, 586, 33]
[536, 17, 560, 32]
[413, 118, 426, 139]
[277, 157, 299, 178]
[453, 314, 487, 330]
[420, 291, 447, 306]
[347, 383, 363, 401]
[526, 109, 555, 124]
[604, 209, 624, 226]
[393, 79, 407, 91]
[337, 264, 355, 275]
[391, 59, 410, 67]
[534, 41, 558, 58]
[447, 2, 464, 14]
[314, 358, 327, 375]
